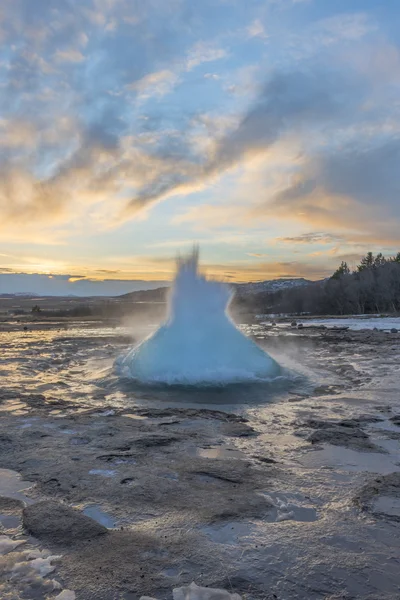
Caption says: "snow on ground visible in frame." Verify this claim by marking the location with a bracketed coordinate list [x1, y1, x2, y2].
[303, 317, 400, 331]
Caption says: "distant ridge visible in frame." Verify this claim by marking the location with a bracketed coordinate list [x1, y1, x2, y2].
[234, 278, 311, 296]
[117, 278, 312, 302]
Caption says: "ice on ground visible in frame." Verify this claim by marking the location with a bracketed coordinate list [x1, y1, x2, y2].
[55, 590, 76, 600]
[303, 317, 400, 331]
[89, 469, 116, 477]
[140, 582, 242, 600]
[0, 536, 64, 598]
[0, 468, 34, 504]
[0, 535, 26, 555]
[116, 250, 281, 384]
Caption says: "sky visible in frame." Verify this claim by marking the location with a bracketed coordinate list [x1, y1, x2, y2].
[1, 0, 400, 295]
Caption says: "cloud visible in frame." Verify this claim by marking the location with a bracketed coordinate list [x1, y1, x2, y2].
[1, 0, 399, 261]
[124, 66, 361, 215]
[185, 42, 228, 71]
[265, 138, 400, 237]
[54, 49, 85, 63]
[276, 232, 343, 244]
[127, 69, 178, 99]
[246, 19, 267, 40]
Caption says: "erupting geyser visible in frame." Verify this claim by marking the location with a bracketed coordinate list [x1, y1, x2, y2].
[116, 249, 281, 384]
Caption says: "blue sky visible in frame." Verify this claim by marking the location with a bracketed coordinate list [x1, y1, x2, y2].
[1, 0, 400, 294]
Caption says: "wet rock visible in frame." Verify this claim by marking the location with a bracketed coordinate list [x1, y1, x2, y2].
[354, 472, 400, 522]
[0, 434, 15, 451]
[59, 529, 205, 599]
[301, 415, 382, 431]
[308, 425, 367, 442]
[389, 415, 400, 427]
[221, 422, 257, 437]
[135, 433, 181, 448]
[132, 408, 247, 423]
[0, 496, 24, 515]
[306, 425, 380, 451]
[23, 394, 47, 407]
[390, 328, 398, 333]
[252, 455, 277, 464]
[313, 385, 339, 396]
[23, 500, 108, 544]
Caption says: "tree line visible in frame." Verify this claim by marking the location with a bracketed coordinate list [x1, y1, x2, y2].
[233, 252, 400, 316]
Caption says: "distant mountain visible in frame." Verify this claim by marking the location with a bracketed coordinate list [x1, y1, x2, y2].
[0, 273, 167, 297]
[116, 287, 169, 302]
[234, 278, 311, 296]
[117, 278, 312, 302]
[0, 292, 41, 298]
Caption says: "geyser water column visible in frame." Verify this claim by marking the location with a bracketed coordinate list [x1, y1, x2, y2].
[116, 249, 281, 384]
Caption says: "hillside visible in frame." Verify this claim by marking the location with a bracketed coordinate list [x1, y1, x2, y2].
[118, 278, 311, 303]
[234, 278, 311, 296]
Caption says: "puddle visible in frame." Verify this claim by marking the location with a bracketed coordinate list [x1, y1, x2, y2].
[70, 437, 91, 446]
[123, 413, 148, 421]
[89, 469, 116, 477]
[372, 496, 400, 519]
[200, 521, 255, 544]
[0, 514, 20, 530]
[263, 492, 318, 522]
[83, 505, 116, 528]
[163, 566, 180, 577]
[191, 446, 245, 459]
[370, 420, 400, 434]
[160, 472, 179, 481]
[0, 468, 35, 504]
[299, 445, 400, 474]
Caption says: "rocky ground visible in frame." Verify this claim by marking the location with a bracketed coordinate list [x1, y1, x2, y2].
[1, 321, 400, 599]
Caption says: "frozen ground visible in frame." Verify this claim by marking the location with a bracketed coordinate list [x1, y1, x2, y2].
[0, 319, 400, 599]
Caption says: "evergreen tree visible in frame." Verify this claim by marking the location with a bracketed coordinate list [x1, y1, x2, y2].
[332, 261, 350, 279]
[357, 252, 374, 272]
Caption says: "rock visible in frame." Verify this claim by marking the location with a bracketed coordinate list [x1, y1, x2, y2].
[23, 394, 46, 406]
[23, 500, 108, 545]
[297, 323, 303, 329]
[221, 422, 257, 437]
[313, 385, 338, 396]
[290, 321, 297, 327]
[354, 472, 400, 522]
[390, 328, 398, 333]
[306, 425, 379, 451]
[252, 455, 277, 464]
[0, 496, 24, 515]
[132, 407, 247, 423]
[389, 415, 400, 426]
[134, 433, 180, 448]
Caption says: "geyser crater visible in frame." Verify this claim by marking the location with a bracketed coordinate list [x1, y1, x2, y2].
[115, 249, 281, 385]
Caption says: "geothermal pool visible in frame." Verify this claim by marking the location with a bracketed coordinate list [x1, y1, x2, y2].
[1, 318, 400, 599]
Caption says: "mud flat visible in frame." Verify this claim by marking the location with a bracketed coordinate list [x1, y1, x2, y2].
[1, 321, 400, 599]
